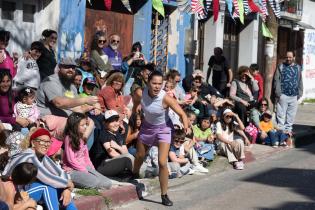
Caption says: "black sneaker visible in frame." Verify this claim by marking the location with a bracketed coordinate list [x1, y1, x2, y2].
[161, 194, 173, 206]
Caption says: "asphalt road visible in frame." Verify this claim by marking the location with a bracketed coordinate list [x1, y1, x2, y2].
[118, 143, 315, 210]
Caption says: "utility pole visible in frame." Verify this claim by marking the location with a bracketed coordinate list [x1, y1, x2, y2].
[264, 5, 278, 110]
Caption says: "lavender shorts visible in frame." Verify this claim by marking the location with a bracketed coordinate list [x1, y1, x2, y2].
[138, 120, 173, 146]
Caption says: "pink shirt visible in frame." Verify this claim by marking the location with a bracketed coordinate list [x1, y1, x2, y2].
[62, 136, 94, 172]
[0, 51, 16, 78]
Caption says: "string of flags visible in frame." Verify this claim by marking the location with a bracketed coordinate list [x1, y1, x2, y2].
[97, 0, 278, 39]
[176, 0, 281, 38]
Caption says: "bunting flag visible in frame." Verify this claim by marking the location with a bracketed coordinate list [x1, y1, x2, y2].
[268, 0, 280, 18]
[261, 0, 268, 21]
[121, 0, 132, 12]
[243, 0, 251, 15]
[262, 22, 273, 38]
[274, 0, 281, 18]
[226, 0, 234, 19]
[213, 0, 219, 22]
[248, 0, 262, 13]
[204, 0, 212, 12]
[191, 0, 206, 19]
[104, 0, 112, 10]
[177, 0, 192, 13]
[233, 0, 240, 18]
[238, 0, 244, 24]
[152, 0, 165, 17]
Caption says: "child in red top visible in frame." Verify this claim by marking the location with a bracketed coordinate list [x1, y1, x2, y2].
[250, 64, 264, 102]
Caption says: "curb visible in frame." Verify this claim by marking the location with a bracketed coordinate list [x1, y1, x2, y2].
[74, 185, 139, 210]
[74, 196, 106, 210]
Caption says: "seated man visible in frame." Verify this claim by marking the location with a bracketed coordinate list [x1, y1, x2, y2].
[36, 57, 99, 118]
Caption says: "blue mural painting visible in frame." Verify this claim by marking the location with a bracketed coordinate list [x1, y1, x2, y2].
[58, 0, 86, 61]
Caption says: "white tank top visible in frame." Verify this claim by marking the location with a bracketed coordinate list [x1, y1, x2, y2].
[141, 87, 170, 125]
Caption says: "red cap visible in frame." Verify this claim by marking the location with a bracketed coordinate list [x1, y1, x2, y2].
[30, 128, 51, 142]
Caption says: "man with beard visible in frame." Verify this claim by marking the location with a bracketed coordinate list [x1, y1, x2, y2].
[36, 57, 99, 118]
[103, 34, 122, 71]
[273, 51, 303, 137]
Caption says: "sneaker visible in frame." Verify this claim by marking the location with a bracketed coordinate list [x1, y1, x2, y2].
[187, 168, 195, 175]
[272, 141, 279, 148]
[238, 161, 244, 170]
[280, 142, 288, 147]
[193, 164, 209, 173]
[161, 194, 173, 206]
[233, 161, 244, 170]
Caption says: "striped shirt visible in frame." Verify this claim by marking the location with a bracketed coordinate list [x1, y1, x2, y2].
[3, 148, 69, 189]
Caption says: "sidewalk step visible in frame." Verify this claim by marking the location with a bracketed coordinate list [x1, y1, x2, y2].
[74, 185, 139, 210]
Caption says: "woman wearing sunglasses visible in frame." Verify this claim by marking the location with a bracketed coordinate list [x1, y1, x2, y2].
[36, 29, 58, 81]
[249, 98, 274, 143]
[90, 31, 113, 87]
[216, 109, 246, 170]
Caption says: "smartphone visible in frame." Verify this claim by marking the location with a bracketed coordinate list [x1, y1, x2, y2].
[135, 51, 140, 59]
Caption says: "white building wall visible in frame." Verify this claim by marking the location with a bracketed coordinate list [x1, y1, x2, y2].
[0, 0, 59, 55]
[238, 19, 259, 66]
[301, 0, 315, 99]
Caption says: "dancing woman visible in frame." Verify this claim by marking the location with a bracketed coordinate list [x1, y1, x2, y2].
[132, 70, 188, 206]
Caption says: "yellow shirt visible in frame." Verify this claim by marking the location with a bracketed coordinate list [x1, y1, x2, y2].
[259, 120, 274, 132]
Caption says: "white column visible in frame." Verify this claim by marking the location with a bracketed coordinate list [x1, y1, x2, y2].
[238, 17, 259, 66]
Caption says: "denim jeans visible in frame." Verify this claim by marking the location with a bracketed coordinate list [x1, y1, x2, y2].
[264, 130, 289, 145]
[276, 94, 298, 132]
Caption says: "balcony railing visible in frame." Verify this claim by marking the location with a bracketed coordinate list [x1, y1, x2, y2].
[280, 0, 303, 21]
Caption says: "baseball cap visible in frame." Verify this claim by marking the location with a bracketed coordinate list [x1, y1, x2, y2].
[104, 110, 119, 122]
[83, 77, 96, 86]
[192, 69, 204, 78]
[262, 110, 272, 118]
[59, 57, 77, 67]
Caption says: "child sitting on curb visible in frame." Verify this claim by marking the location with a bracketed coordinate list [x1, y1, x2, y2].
[168, 129, 195, 178]
[259, 110, 289, 148]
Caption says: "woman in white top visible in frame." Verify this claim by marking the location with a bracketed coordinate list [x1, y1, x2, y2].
[132, 70, 188, 206]
[216, 109, 246, 170]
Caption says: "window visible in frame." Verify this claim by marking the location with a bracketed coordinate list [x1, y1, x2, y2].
[1, 1, 16, 20]
[23, 4, 35, 22]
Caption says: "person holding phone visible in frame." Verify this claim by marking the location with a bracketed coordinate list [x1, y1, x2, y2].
[121, 42, 147, 82]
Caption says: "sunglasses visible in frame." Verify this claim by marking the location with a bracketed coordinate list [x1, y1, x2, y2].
[59, 64, 76, 69]
[224, 115, 233, 119]
[111, 40, 120, 43]
[34, 139, 52, 146]
[98, 40, 106, 44]
[174, 139, 185, 144]
[261, 103, 268, 106]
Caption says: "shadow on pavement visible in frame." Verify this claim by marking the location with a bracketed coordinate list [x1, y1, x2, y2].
[257, 201, 315, 210]
[242, 143, 315, 209]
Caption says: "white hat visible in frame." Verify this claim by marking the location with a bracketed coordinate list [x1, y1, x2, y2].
[104, 110, 119, 121]
[223, 108, 233, 116]
[192, 69, 204, 78]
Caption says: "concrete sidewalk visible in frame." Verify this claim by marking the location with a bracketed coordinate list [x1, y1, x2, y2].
[74, 104, 315, 210]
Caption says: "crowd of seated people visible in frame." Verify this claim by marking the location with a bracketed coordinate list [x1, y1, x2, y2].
[0, 28, 292, 209]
